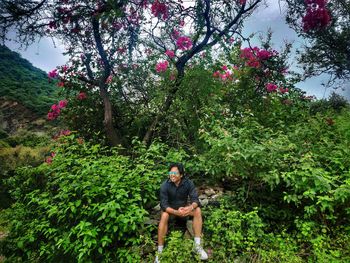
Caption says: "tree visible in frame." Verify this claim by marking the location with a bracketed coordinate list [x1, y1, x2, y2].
[283, 0, 350, 86]
[0, 0, 264, 147]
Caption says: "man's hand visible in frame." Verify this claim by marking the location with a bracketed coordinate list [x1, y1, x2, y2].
[178, 206, 192, 217]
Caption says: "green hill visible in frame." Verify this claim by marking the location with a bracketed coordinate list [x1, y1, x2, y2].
[0, 45, 59, 115]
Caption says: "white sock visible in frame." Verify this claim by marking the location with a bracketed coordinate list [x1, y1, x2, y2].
[158, 245, 164, 253]
[194, 237, 201, 246]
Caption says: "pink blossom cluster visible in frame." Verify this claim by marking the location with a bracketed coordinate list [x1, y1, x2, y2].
[77, 92, 87, 100]
[176, 36, 193, 51]
[151, 1, 168, 20]
[266, 83, 289, 94]
[213, 65, 234, 81]
[302, 0, 331, 31]
[156, 60, 169, 73]
[165, 50, 175, 58]
[53, 129, 71, 140]
[47, 100, 68, 120]
[240, 47, 274, 68]
[48, 69, 58, 79]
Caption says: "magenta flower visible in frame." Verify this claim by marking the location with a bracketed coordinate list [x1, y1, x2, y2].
[58, 100, 68, 109]
[165, 50, 175, 58]
[266, 83, 278, 92]
[48, 69, 58, 79]
[257, 50, 272, 60]
[151, 1, 168, 20]
[176, 36, 192, 51]
[222, 65, 228, 71]
[302, 2, 331, 32]
[156, 61, 169, 73]
[77, 92, 87, 100]
[51, 104, 60, 112]
[45, 156, 53, 164]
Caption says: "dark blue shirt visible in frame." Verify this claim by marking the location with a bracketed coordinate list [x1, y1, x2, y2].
[160, 177, 200, 211]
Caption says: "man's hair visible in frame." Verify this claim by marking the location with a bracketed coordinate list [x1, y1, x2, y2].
[168, 162, 185, 175]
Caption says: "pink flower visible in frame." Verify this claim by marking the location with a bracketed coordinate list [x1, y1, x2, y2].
[77, 92, 87, 100]
[156, 61, 169, 73]
[266, 83, 278, 92]
[51, 104, 60, 112]
[179, 20, 185, 27]
[222, 65, 228, 71]
[106, 75, 113, 84]
[176, 36, 193, 51]
[47, 112, 55, 121]
[51, 152, 56, 158]
[170, 74, 176, 81]
[240, 0, 246, 4]
[279, 87, 289, 94]
[213, 71, 220, 78]
[257, 50, 272, 60]
[45, 156, 53, 164]
[172, 29, 180, 39]
[48, 69, 58, 79]
[151, 1, 168, 20]
[302, 1, 331, 31]
[165, 50, 175, 58]
[62, 65, 69, 72]
[58, 100, 68, 109]
[57, 81, 65, 87]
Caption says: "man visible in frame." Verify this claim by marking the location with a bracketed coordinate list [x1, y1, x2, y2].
[155, 162, 208, 262]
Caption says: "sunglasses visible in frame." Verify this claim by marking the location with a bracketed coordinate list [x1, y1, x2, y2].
[168, 171, 180, 176]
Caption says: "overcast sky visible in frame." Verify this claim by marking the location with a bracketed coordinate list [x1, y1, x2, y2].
[5, 0, 349, 100]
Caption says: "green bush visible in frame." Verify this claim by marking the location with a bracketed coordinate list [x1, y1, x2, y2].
[0, 136, 172, 262]
[203, 200, 265, 262]
[158, 231, 200, 263]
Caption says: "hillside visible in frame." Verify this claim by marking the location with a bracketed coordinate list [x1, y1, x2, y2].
[0, 45, 59, 116]
[0, 45, 60, 136]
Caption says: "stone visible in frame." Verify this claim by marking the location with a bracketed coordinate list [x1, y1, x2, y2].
[204, 188, 216, 196]
[199, 194, 207, 200]
[211, 193, 223, 199]
[200, 198, 209, 206]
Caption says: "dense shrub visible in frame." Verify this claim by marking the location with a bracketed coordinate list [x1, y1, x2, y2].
[0, 136, 175, 262]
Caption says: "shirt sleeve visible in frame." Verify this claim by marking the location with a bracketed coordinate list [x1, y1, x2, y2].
[160, 182, 170, 211]
[188, 180, 200, 207]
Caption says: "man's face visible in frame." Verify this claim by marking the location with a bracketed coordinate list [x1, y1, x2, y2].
[169, 166, 182, 184]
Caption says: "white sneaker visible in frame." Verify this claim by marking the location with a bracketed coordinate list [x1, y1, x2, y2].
[194, 245, 208, 260]
[154, 255, 160, 263]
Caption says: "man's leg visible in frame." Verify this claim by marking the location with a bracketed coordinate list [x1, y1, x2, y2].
[191, 207, 202, 237]
[190, 207, 208, 260]
[158, 212, 169, 246]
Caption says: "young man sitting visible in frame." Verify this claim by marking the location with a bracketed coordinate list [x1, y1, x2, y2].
[155, 163, 208, 262]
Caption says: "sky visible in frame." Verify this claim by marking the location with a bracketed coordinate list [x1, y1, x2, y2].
[5, 0, 349, 100]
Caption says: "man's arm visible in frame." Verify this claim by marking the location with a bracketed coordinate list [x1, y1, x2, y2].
[188, 180, 200, 209]
[178, 180, 200, 216]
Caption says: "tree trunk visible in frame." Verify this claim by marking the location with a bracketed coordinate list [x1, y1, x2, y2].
[142, 68, 184, 145]
[99, 85, 123, 147]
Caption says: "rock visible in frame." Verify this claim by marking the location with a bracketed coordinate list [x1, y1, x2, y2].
[199, 194, 207, 200]
[204, 188, 216, 196]
[200, 198, 209, 206]
[211, 193, 223, 199]
[144, 218, 159, 225]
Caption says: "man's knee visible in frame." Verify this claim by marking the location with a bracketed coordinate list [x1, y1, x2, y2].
[193, 207, 201, 217]
[160, 211, 170, 223]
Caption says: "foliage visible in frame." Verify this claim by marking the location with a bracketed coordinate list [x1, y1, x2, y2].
[203, 201, 265, 262]
[0, 136, 190, 262]
[158, 231, 200, 263]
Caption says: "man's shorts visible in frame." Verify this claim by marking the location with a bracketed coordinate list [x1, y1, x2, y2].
[168, 214, 191, 230]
